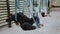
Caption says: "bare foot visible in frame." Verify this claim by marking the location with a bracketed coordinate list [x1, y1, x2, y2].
[40, 24, 44, 28]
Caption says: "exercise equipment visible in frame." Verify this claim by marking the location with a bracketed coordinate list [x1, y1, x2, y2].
[15, 0, 24, 21]
[25, 0, 40, 28]
[15, 0, 19, 21]
[31, 0, 40, 28]
[15, 0, 40, 29]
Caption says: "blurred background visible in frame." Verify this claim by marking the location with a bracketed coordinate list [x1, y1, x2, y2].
[0, 0, 60, 34]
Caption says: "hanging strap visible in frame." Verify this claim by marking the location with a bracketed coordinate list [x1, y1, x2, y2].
[15, 0, 19, 21]
[45, 0, 48, 10]
[39, 0, 42, 13]
[31, 0, 40, 28]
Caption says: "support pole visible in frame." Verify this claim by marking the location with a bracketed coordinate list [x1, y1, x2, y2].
[6, 0, 11, 27]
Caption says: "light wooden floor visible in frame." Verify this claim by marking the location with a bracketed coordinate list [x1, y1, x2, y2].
[0, 11, 60, 34]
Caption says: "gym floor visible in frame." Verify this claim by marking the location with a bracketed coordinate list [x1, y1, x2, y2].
[0, 11, 60, 34]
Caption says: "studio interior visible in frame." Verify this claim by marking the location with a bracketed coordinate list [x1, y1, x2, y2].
[0, 0, 60, 34]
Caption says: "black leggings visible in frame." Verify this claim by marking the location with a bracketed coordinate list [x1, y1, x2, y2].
[21, 22, 36, 30]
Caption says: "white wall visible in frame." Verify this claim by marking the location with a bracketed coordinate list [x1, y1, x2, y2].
[51, 0, 60, 11]
[52, 0, 60, 6]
